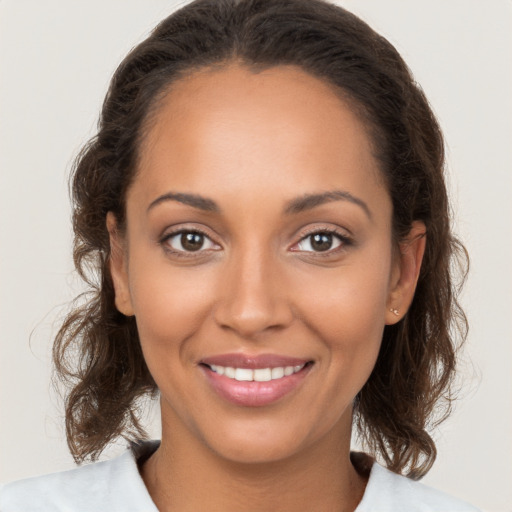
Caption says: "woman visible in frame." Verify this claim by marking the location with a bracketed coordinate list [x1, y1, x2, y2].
[0, 0, 479, 510]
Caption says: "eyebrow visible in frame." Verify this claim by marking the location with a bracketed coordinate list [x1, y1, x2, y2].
[283, 190, 372, 219]
[148, 192, 220, 213]
[147, 189, 372, 219]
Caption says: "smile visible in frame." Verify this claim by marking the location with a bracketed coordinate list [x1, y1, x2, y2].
[208, 364, 306, 382]
[200, 355, 313, 407]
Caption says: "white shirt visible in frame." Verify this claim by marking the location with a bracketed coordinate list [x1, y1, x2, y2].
[0, 441, 480, 511]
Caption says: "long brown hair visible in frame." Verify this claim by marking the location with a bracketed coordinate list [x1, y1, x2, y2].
[53, 0, 468, 479]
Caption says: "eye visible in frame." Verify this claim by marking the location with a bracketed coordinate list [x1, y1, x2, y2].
[294, 228, 351, 254]
[161, 229, 219, 255]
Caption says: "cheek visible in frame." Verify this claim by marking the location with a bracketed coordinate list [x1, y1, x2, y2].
[294, 253, 392, 386]
[127, 253, 216, 362]
[306, 284, 386, 377]
[297, 258, 392, 341]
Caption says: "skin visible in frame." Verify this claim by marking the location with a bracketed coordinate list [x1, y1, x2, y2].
[107, 62, 426, 512]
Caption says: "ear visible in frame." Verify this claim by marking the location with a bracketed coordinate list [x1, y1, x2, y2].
[386, 221, 426, 325]
[106, 212, 134, 316]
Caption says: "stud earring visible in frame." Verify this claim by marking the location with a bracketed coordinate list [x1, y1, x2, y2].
[390, 308, 400, 316]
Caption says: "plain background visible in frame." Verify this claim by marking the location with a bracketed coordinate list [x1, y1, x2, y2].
[0, 1, 511, 511]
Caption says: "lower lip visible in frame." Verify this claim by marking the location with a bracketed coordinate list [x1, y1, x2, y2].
[201, 364, 312, 407]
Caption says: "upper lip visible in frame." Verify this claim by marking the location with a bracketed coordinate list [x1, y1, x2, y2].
[200, 353, 311, 369]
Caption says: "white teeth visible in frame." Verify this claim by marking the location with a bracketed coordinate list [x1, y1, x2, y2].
[253, 368, 272, 381]
[284, 366, 294, 376]
[209, 363, 306, 381]
[271, 367, 284, 379]
[234, 368, 253, 381]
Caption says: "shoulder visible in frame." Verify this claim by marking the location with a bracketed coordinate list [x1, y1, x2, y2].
[0, 445, 158, 512]
[357, 462, 481, 512]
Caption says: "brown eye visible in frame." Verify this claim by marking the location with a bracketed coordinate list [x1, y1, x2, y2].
[181, 232, 205, 251]
[162, 230, 218, 254]
[310, 233, 335, 252]
[296, 231, 344, 253]
[295, 230, 352, 254]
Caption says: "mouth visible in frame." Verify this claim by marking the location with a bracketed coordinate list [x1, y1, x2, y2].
[206, 363, 307, 382]
[199, 354, 314, 407]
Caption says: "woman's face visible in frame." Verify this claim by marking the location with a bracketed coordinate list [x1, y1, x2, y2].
[109, 63, 416, 464]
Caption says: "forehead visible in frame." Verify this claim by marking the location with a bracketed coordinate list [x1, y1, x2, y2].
[133, 62, 387, 213]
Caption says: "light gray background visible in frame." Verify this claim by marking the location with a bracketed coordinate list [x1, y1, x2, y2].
[1, 1, 511, 511]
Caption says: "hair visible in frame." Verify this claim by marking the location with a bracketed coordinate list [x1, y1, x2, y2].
[53, 0, 468, 479]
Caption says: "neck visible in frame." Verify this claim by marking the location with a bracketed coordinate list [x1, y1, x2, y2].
[141, 414, 368, 512]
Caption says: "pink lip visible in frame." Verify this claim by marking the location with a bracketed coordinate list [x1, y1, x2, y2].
[199, 353, 313, 407]
[201, 353, 309, 369]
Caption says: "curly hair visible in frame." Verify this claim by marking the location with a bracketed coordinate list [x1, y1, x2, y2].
[53, 0, 468, 478]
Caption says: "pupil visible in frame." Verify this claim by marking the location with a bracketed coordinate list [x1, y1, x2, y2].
[311, 233, 332, 252]
[182, 232, 203, 251]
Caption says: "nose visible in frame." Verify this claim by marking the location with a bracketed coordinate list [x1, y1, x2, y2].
[213, 243, 294, 339]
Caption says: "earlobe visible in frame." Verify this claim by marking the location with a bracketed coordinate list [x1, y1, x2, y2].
[386, 221, 426, 325]
[106, 212, 134, 317]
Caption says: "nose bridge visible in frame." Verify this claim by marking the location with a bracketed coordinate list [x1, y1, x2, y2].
[213, 237, 293, 338]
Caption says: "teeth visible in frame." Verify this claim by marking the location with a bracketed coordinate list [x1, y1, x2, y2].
[235, 368, 253, 381]
[271, 367, 284, 379]
[209, 363, 306, 381]
[284, 366, 294, 376]
[211, 364, 224, 376]
[253, 368, 272, 381]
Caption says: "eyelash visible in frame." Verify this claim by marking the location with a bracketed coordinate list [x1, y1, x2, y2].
[295, 227, 353, 258]
[159, 226, 353, 259]
[159, 227, 217, 259]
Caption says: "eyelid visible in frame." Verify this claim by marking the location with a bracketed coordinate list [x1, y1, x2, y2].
[159, 224, 353, 258]
[290, 225, 353, 255]
[159, 226, 220, 257]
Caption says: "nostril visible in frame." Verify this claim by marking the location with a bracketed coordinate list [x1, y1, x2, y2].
[213, 298, 294, 339]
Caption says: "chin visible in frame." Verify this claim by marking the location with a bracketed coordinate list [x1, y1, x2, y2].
[198, 414, 339, 467]
[210, 437, 305, 466]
